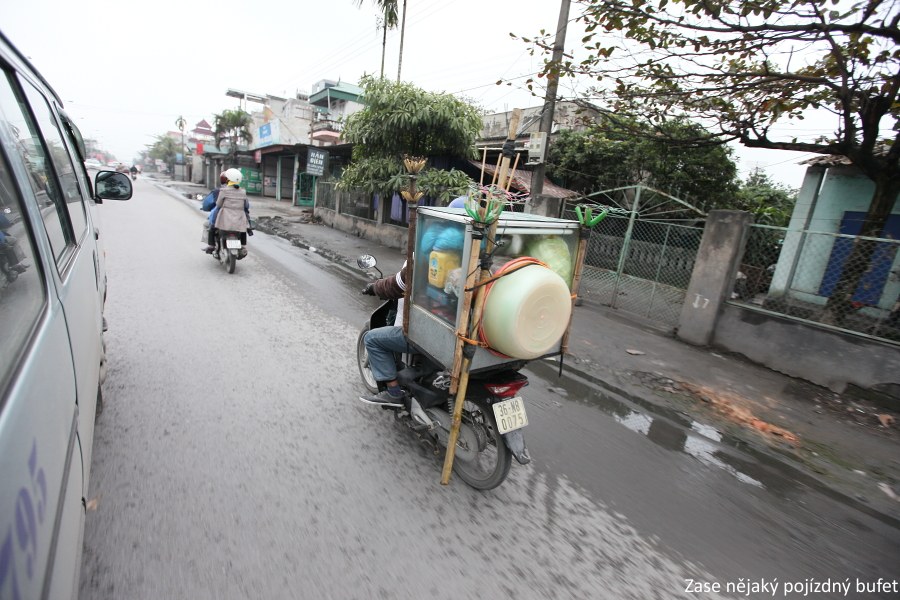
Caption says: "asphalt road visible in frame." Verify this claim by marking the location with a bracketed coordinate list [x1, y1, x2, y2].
[79, 178, 900, 599]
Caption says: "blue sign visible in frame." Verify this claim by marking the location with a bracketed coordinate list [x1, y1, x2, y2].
[258, 122, 276, 148]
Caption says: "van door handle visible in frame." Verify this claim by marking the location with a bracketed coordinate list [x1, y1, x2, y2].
[94, 227, 100, 240]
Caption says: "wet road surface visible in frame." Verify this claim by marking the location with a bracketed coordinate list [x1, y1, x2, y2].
[79, 180, 899, 599]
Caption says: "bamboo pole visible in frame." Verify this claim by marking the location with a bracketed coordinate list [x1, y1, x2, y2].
[401, 157, 426, 334]
[558, 226, 589, 356]
[441, 109, 522, 485]
[490, 152, 503, 187]
[480, 146, 488, 187]
[448, 233, 485, 396]
[505, 151, 521, 193]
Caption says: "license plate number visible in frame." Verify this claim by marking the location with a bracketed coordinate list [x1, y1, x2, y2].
[492, 397, 528, 434]
[225, 238, 242, 249]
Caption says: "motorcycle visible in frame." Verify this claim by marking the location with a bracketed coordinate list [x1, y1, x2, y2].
[211, 230, 247, 274]
[0, 210, 26, 283]
[356, 254, 531, 490]
[0, 246, 25, 283]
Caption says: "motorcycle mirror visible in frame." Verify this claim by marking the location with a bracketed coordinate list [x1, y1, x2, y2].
[356, 254, 381, 278]
[356, 254, 376, 270]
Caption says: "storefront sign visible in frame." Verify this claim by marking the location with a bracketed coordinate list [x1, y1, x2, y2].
[257, 121, 280, 148]
[307, 147, 327, 177]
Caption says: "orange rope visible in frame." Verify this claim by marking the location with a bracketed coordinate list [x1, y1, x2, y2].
[475, 256, 550, 359]
[464, 257, 549, 292]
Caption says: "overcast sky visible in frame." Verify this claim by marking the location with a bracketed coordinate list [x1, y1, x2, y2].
[1, 0, 817, 189]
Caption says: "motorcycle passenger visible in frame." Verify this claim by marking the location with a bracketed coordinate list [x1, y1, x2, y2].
[210, 168, 251, 257]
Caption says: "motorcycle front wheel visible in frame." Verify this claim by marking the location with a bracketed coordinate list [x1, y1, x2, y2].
[356, 324, 379, 393]
[451, 400, 512, 490]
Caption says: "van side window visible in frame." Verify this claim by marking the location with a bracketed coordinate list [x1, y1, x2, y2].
[0, 152, 45, 395]
[20, 81, 87, 243]
[0, 71, 74, 265]
[58, 111, 94, 199]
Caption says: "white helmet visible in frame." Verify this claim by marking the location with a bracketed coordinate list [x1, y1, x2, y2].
[224, 168, 243, 184]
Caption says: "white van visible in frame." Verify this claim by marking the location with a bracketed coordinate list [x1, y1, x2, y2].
[0, 31, 132, 598]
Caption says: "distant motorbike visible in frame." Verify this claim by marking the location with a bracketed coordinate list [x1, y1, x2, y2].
[356, 254, 531, 490]
[0, 210, 27, 282]
[0, 245, 25, 283]
[210, 230, 247, 274]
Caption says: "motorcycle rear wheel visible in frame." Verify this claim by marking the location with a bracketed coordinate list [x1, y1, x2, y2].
[356, 324, 379, 393]
[225, 251, 236, 274]
[451, 401, 512, 490]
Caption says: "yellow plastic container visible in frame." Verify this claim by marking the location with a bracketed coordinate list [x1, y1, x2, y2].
[428, 250, 461, 288]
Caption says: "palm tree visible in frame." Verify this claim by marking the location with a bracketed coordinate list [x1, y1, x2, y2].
[396, 0, 407, 82]
[353, 0, 399, 79]
[213, 109, 254, 165]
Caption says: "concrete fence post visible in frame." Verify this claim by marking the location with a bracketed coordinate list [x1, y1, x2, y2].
[334, 187, 343, 217]
[677, 210, 752, 345]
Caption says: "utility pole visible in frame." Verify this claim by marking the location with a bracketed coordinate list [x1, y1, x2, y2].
[529, 0, 570, 216]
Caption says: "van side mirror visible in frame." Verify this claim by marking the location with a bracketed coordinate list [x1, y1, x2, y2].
[94, 171, 133, 201]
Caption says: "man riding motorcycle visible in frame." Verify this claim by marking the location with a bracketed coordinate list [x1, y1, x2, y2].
[360, 262, 415, 407]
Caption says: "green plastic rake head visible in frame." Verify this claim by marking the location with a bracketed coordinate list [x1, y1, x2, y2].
[574, 205, 609, 228]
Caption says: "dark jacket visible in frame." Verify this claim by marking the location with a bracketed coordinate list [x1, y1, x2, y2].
[372, 262, 409, 300]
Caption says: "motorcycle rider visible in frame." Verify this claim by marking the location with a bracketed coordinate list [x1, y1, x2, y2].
[202, 171, 228, 253]
[0, 212, 27, 279]
[129, 165, 138, 180]
[360, 262, 415, 407]
[360, 197, 470, 409]
[210, 168, 251, 257]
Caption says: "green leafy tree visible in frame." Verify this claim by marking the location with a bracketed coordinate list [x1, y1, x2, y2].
[213, 109, 254, 165]
[735, 168, 797, 226]
[148, 136, 178, 173]
[548, 118, 739, 212]
[339, 76, 481, 201]
[522, 0, 899, 324]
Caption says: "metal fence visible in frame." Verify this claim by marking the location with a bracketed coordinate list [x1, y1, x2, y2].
[316, 180, 336, 211]
[561, 209, 704, 329]
[341, 189, 377, 221]
[315, 181, 377, 221]
[733, 224, 900, 343]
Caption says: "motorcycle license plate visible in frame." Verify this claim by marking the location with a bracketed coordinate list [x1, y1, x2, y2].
[492, 397, 528, 434]
[225, 238, 242, 249]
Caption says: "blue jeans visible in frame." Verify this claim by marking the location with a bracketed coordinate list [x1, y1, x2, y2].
[364, 325, 414, 383]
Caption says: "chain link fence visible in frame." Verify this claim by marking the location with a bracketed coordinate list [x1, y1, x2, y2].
[561, 209, 704, 329]
[315, 180, 336, 211]
[733, 224, 900, 343]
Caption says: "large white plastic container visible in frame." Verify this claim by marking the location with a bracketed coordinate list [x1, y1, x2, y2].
[479, 259, 572, 359]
